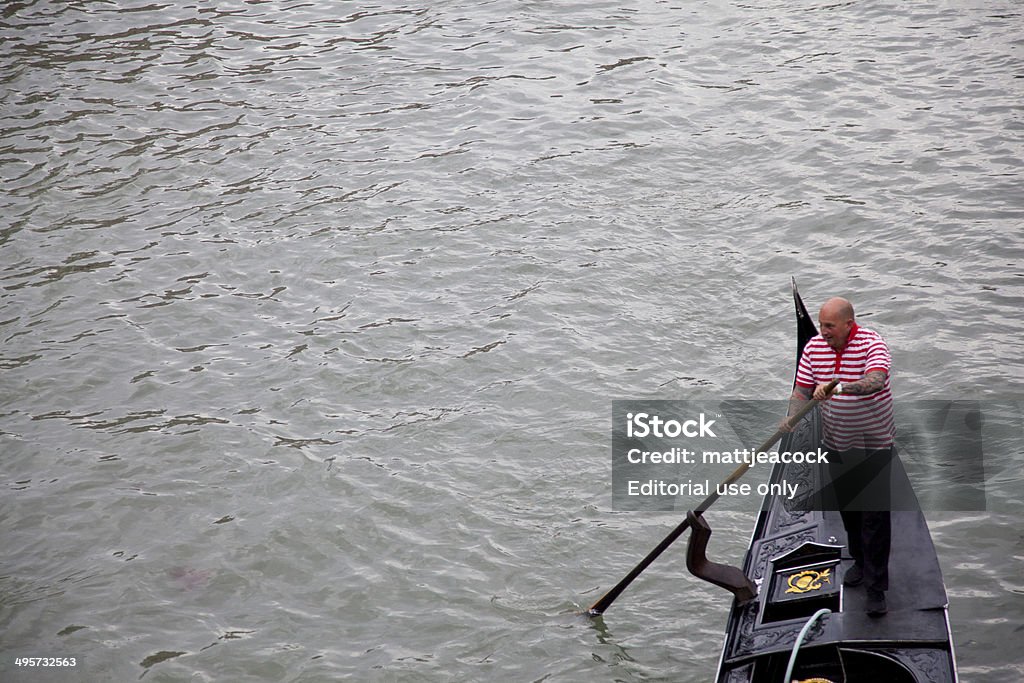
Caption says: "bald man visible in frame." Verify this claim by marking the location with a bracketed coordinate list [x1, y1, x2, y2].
[785, 297, 895, 617]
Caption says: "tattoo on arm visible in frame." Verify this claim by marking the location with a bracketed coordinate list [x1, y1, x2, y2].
[843, 370, 887, 395]
[788, 386, 812, 415]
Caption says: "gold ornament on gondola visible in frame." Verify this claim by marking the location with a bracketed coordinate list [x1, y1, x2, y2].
[785, 568, 831, 594]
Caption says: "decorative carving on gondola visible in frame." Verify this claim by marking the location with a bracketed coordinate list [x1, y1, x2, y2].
[781, 461, 816, 508]
[729, 611, 828, 659]
[771, 429, 820, 534]
[763, 543, 841, 623]
[749, 528, 817, 580]
[785, 568, 832, 594]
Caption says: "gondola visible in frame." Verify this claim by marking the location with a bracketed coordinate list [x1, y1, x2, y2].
[706, 281, 958, 682]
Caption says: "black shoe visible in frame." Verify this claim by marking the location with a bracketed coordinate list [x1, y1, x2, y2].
[866, 589, 888, 617]
[843, 564, 864, 587]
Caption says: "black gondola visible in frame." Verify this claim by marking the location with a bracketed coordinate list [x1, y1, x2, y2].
[707, 281, 958, 683]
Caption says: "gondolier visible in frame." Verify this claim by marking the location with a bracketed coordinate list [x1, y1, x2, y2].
[710, 284, 954, 681]
[592, 282, 955, 680]
[783, 296, 895, 617]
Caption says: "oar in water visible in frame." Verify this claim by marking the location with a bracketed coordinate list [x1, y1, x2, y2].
[587, 379, 838, 617]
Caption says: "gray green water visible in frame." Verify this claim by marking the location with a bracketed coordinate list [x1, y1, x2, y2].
[2, 1, 1022, 681]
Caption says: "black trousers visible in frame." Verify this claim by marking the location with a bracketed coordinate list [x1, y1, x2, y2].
[828, 446, 893, 593]
[841, 509, 890, 592]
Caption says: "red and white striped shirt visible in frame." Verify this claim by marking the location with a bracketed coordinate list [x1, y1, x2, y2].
[796, 324, 895, 450]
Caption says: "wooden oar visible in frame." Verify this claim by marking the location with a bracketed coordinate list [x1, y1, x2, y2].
[587, 379, 838, 616]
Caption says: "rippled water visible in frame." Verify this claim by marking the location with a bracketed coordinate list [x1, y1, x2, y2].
[2, 1, 1022, 681]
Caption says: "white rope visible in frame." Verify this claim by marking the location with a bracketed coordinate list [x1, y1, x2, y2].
[783, 608, 831, 683]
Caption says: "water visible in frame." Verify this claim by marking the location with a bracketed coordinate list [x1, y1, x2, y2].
[2, 1, 1022, 681]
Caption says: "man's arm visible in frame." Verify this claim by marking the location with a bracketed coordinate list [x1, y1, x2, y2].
[780, 385, 813, 432]
[840, 370, 887, 395]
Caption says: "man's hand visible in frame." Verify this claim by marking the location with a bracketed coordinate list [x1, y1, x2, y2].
[813, 382, 837, 401]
